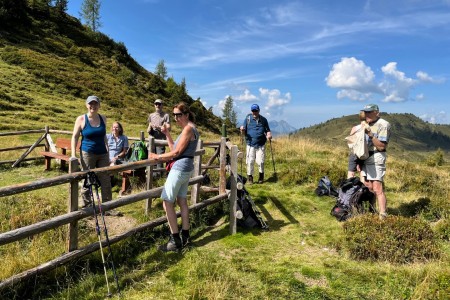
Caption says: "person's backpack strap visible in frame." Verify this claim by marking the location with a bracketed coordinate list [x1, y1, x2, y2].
[245, 114, 251, 131]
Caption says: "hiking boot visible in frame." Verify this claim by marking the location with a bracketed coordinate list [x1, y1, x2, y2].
[258, 172, 264, 184]
[248, 175, 253, 185]
[379, 212, 387, 220]
[181, 229, 190, 248]
[158, 234, 182, 252]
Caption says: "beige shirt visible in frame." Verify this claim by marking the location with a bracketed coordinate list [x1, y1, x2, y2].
[147, 111, 170, 139]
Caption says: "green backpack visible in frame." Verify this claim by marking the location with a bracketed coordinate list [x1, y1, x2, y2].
[126, 141, 148, 162]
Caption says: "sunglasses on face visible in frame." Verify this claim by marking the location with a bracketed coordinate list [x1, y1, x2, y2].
[173, 112, 184, 117]
[251, 110, 259, 112]
[154, 103, 162, 106]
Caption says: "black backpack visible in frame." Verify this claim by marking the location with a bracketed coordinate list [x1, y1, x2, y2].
[227, 175, 269, 230]
[330, 177, 375, 221]
[315, 176, 338, 197]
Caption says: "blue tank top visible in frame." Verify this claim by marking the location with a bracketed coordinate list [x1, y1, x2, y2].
[81, 114, 107, 154]
[172, 126, 199, 172]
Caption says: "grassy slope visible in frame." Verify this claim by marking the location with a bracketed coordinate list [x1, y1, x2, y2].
[0, 136, 449, 299]
[0, 10, 222, 136]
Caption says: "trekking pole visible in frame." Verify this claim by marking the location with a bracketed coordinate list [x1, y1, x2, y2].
[240, 131, 244, 176]
[269, 139, 276, 177]
[84, 171, 120, 297]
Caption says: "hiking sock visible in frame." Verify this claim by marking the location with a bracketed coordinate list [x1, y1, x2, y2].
[258, 172, 264, 184]
[181, 229, 190, 247]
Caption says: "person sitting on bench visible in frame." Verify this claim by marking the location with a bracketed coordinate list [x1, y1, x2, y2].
[107, 121, 128, 166]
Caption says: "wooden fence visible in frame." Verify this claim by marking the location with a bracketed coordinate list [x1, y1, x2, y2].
[0, 127, 242, 290]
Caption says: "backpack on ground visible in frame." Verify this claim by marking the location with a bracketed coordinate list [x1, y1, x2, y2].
[226, 174, 269, 230]
[330, 177, 375, 221]
[315, 176, 339, 197]
[125, 141, 148, 162]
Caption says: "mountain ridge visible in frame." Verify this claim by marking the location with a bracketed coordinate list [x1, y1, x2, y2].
[293, 112, 450, 158]
[268, 120, 297, 136]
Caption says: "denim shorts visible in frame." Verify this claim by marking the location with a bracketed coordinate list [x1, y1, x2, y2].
[161, 169, 193, 202]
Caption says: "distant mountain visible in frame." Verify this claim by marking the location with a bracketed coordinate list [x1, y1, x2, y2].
[292, 113, 450, 156]
[269, 120, 297, 136]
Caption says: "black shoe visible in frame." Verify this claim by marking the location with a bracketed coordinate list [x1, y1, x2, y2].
[81, 202, 92, 208]
[181, 230, 190, 248]
[158, 235, 182, 252]
[258, 172, 264, 184]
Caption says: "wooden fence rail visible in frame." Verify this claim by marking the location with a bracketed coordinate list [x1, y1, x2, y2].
[0, 128, 240, 290]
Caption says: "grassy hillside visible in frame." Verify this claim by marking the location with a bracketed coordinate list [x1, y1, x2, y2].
[0, 136, 449, 299]
[0, 6, 222, 136]
[293, 113, 450, 161]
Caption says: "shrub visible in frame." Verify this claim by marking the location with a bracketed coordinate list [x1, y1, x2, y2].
[425, 148, 445, 166]
[433, 218, 450, 241]
[343, 214, 440, 264]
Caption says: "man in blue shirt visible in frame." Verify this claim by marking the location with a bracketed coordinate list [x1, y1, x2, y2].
[239, 104, 272, 184]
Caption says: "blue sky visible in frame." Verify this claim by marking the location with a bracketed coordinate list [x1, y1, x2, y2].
[67, 0, 450, 129]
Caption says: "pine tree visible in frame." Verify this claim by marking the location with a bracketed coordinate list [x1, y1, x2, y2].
[155, 59, 167, 79]
[222, 96, 237, 127]
[80, 0, 101, 32]
[54, 0, 68, 13]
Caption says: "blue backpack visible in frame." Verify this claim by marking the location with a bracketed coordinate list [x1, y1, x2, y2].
[315, 176, 338, 197]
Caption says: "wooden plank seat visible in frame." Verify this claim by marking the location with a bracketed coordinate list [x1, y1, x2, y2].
[41, 138, 80, 170]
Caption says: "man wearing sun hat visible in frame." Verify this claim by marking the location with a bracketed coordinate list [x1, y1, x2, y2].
[239, 104, 272, 184]
[147, 99, 171, 172]
[360, 103, 391, 220]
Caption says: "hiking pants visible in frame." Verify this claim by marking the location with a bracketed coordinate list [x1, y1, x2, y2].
[246, 145, 265, 175]
[80, 151, 112, 206]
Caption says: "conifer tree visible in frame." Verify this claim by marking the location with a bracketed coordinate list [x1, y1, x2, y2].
[155, 59, 167, 79]
[54, 0, 68, 13]
[80, 0, 101, 32]
[222, 96, 237, 127]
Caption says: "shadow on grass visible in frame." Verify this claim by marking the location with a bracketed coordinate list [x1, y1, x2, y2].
[267, 196, 299, 225]
[265, 173, 278, 183]
[388, 197, 432, 217]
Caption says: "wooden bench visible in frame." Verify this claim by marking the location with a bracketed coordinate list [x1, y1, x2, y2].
[41, 138, 80, 171]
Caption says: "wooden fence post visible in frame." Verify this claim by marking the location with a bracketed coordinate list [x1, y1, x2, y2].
[229, 145, 238, 234]
[67, 157, 79, 252]
[219, 137, 227, 194]
[190, 139, 203, 204]
[145, 136, 155, 214]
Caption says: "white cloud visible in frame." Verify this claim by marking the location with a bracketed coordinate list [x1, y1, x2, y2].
[416, 71, 445, 83]
[326, 57, 379, 101]
[327, 57, 444, 103]
[259, 88, 291, 108]
[237, 89, 258, 102]
[420, 111, 448, 124]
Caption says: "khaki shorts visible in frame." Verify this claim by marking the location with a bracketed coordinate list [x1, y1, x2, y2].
[362, 152, 387, 182]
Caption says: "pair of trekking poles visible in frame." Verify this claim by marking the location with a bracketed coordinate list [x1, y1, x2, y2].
[83, 171, 120, 297]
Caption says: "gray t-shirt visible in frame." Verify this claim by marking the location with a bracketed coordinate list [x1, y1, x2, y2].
[147, 111, 170, 139]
